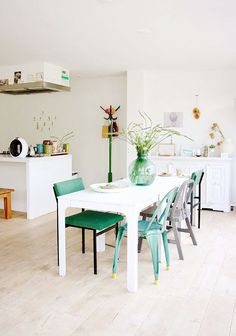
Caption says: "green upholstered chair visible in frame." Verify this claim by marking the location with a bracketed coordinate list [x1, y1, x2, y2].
[111, 187, 178, 284]
[190, 170, 204, 229]
[53, 178, 124, 274]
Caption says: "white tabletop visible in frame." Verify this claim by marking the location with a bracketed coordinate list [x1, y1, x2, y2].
[59, 176, 186, 210]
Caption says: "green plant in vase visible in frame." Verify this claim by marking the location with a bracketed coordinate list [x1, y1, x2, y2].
[120, 112, 190, 185]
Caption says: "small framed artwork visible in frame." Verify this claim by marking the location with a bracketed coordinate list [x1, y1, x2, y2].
[164, 112, 183, 128]
[181, 148, 193, 157]
[158, 143, 175, 156]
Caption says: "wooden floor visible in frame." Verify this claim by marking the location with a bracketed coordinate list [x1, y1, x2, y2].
[0, 208, 236, 336]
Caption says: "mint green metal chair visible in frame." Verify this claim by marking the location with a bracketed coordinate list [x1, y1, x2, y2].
[140, 179, 197, 260]
[112, 187, 178, 284]
[53, 178, 124, 274]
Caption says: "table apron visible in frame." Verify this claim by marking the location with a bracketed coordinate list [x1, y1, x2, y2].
[64, 198, 142, 216]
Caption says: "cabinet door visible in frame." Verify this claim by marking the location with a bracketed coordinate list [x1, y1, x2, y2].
[205, 165, 225, 205]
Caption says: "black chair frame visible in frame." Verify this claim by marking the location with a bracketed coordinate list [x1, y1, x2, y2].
[190, 172, 204, 229]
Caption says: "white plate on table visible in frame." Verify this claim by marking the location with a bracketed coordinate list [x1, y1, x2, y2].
[90, 181, 130, 193]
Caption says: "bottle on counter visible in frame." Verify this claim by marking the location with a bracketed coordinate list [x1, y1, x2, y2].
[28, 145, 35, 156]
[203, 145, 208, 157]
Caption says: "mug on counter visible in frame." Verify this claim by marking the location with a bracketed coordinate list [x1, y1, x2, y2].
[36, 144, 44, 154]
[51, 140, 58, 153]
[63, 143, 69, 153]
[44, 144, 52, 155]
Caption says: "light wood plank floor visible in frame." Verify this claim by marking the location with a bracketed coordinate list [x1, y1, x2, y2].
[0, 209, 236, 336]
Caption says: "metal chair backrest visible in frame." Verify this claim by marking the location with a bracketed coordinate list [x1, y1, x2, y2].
[170, 179, 194, 219]
[191, 170, 204, 186]
[191, 170, 204, 196]
[185, 180, 194, 209]
[144, 187, 178, 234]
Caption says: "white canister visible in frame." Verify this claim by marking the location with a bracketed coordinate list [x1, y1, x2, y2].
[51, 140, 58, 153]
[168, 163, 175, 175]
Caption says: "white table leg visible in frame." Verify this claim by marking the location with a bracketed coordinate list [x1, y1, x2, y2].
[58, 199, 67, 276]
[97, 234, 105, 252]
[126, 210, 139, 293]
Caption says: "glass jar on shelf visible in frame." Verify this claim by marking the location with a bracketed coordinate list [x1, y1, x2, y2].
[208, 145, 216, 157]
[203, 145, 208, 157]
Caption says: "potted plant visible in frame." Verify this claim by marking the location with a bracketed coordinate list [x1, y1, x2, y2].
[120, 112, 191, 185]
[209, 123, 234, 156]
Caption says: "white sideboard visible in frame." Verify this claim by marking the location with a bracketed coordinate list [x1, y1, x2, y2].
[151, 156, 232, 212]
[0, 154, 72, 219]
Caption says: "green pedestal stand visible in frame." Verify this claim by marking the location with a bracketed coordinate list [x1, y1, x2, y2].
[100, 105, 120, 183]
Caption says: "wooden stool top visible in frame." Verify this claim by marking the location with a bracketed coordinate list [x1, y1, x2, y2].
[0, 188, 15, 195]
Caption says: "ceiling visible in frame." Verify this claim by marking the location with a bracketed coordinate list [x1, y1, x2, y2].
[1, 0, 236, 77]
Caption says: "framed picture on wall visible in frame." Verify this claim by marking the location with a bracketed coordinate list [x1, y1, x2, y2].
[158, 143, 175, 156]
[164, 112, 183, 128]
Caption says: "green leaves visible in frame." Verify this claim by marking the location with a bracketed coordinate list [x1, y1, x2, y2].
[120, 111, 191, 154]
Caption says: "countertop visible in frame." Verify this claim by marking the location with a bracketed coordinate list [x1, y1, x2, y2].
[0, 154, 71, 163]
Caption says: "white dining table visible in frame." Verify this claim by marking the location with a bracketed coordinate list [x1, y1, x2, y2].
[57, 176, 186, 292]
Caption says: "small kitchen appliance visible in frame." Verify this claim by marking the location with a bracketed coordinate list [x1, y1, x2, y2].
[9, 137, 28, 158]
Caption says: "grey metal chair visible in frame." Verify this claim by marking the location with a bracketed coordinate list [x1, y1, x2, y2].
[166, 179, 197, 260]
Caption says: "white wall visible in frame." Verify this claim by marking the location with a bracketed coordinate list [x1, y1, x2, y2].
[127, 69, 236, 204]
[126, 70, 145, 171]
[1, 69, 235, 203]
[0, 75, 127, 186]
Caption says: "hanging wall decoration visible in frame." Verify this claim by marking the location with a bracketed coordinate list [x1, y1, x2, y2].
[34, 110, 56, 132]
[192, 94, 201, 119]
[100, 105, 120, 182]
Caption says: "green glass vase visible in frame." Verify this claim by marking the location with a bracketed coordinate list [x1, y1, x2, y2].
[128, 153, 156, 186]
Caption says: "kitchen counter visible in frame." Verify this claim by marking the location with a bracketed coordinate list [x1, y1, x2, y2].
[0, 154, 69, 162]
[0, 154, 72, 219]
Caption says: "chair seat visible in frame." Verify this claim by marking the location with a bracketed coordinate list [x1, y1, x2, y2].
[66, 210, 123, 231]
[140, 205, 156, 217]
[138, 220, 162, 235]
[168, 208, 187, 222]
[121, 220, 162, 237]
